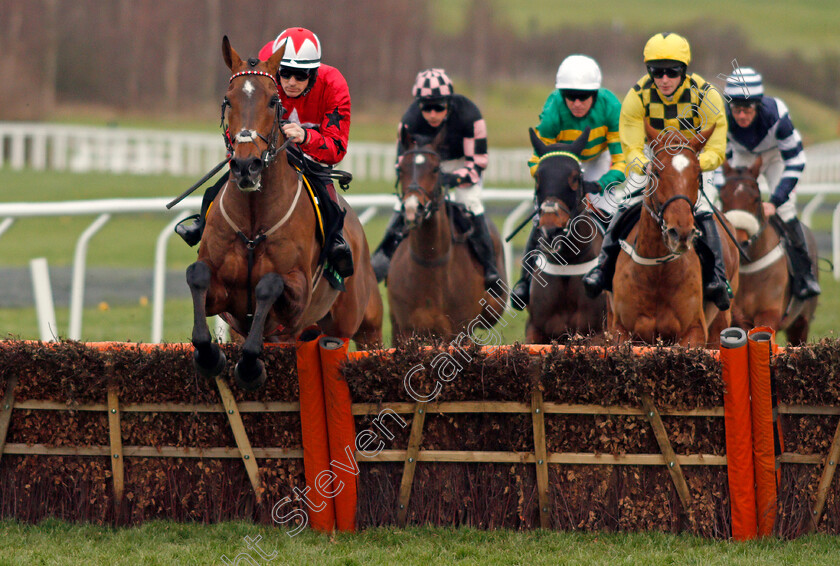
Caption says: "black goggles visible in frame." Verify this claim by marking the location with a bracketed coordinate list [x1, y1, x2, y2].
[278, 66, 310, 81]
[420, 102, 448, 112]
[562, 90, 595, 102]
[648, 66, 683, 79]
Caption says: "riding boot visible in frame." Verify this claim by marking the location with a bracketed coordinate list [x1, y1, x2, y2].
[467, 213, 503, 293]
[370, 210, 406, 282]
[695, 210, 732, 311]
[582, 208, 626, 298]
[174, 175, 227, 246]
[781, 217, 821, 299]
[324, 187, 354, 279]
[510, 225, 540, 310]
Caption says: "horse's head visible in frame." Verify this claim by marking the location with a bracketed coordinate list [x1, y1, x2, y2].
[397, 125, 445, 228]
[720, 158, 764, 247]
[221, 36, 286, 192]
[644, 122, 714, 254]
[529, 127, 589, 252]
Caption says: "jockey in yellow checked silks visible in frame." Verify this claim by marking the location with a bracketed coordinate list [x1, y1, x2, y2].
[582, 32, 733, 311]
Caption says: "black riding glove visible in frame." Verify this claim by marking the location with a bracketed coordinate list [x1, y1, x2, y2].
[582, 180, 602, 195]
[440, 172, 468, 189]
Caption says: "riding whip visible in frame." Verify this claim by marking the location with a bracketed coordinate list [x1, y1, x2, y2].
[504, 207, 539, 242]
[165, 157, 230, 210]
[700, 182, 752, 263]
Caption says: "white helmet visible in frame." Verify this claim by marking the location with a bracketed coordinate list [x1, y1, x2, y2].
[555, 55, 602, 91]
[259, 27, 321, 69]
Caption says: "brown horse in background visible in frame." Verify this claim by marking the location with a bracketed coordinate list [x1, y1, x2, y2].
[720, 160, 818, 344]
[610, 123, 739, 347]
[186, 37, 382, 390]
[385, 127, 508, 342]
[525, 127, 606, 343]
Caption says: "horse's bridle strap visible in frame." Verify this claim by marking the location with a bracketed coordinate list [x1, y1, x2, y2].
[538, 150, 581, 165]
[229, 70, 279, 91]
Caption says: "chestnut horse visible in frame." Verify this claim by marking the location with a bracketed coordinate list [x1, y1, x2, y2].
[719, 159, 818, 344]
[610, 124, 739, 347]
[386, 128, 508, 342]
[186, 37, 382, 390]
[525, 127, 606, 343]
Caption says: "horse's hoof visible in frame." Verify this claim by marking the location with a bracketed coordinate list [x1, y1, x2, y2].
[193, 346, 226, 378]
[234, 359, 267, 391]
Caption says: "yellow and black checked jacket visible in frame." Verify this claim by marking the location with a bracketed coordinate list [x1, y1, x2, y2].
[619, 73, 727, 173]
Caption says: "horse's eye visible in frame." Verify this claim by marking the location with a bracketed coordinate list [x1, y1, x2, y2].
[223, 97, 230, 107]
[269, 96, 279, 109]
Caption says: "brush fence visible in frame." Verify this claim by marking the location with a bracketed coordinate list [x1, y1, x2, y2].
[0, 336, 838, 538]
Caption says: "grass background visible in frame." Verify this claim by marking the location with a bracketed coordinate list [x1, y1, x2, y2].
[2, 520, 840, 565]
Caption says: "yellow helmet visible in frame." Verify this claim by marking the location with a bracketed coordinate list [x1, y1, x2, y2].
[643, 32, 691, 66]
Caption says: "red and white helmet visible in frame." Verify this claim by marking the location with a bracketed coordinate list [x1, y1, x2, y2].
[258, 27, 321, 69]
[412, 68, 454, 100]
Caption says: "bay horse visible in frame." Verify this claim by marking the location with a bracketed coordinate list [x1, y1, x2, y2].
[719, 159, 818, 344]
[525, 127, 606, 343]
[186, 37, 382, 390]
[610, 123, 739, 347]
[385, 127, 508, 342]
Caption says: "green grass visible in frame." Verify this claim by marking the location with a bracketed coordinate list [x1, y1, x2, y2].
[432, 0, 840, 58]
[1, 520, 839, 565]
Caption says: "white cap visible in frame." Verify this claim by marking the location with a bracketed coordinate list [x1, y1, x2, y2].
[555, 55, 602, 90]
[725, 67, 763, 99]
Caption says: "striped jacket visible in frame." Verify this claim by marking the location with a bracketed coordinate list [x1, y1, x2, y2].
[726, 96, 806, 206]
[528, 88, 626, 189]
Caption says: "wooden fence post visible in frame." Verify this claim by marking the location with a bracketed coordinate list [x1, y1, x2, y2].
[531, 389, 550, 529]
[397, 402, 428, 527]
[106, 384, 125, 505]
[215, 376, 262, 501]
[0, 376, 17, 467]
[641, 394, 693, 522]
[805, 417, 840, 533]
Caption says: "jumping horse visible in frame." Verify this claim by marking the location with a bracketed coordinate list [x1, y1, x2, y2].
[386, 127, 508, 341]
[719, 159, 818, 344]
[186, 37, 382, 390]
[610, 123, 740, 347]
[525, 127, 606, 343]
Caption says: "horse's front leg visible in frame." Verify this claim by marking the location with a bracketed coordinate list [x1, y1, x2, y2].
[186, 261, 226, 377]
[235, 272, 285, 391]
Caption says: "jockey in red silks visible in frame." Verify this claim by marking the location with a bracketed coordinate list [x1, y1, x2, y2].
[176, 27, 354, 279]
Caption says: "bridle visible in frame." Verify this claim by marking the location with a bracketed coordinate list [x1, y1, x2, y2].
[534, 150, 585, 248]
[398, 147, 444, 223]
[643, 144, 701, 236]
[221, 68, 293, 168]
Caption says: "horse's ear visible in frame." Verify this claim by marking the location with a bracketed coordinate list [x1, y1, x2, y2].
[399, 123, 413, 150]
[689, 125, 716, 153]
[644, 121, 661, 151]
[529, 128, 548, 157]
[569, 127, 591, 157]
[222, 35, 242, 71]
[749, 155, 763, 178]
[265, 40, 285, 76]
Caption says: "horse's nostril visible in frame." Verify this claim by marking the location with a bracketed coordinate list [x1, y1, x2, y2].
[249, 158, 263, 175]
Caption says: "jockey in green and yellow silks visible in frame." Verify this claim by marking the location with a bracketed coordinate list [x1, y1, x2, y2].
[511, 55, 625, 309]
